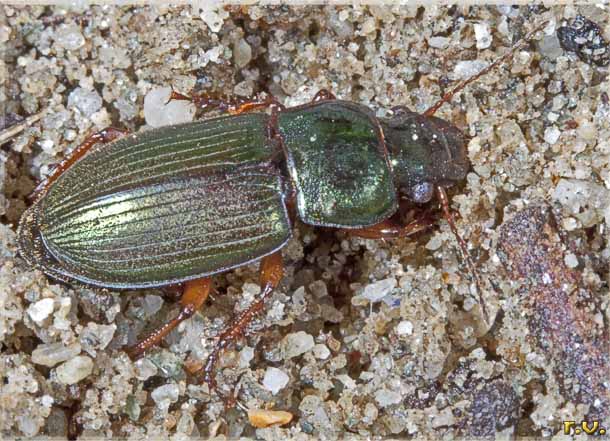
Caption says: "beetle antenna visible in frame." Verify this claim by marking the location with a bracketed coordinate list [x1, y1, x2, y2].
[436, 185, 489, 325]
[423, 20, 549, 117]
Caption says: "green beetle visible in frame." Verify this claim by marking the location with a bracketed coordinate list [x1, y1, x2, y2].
[18, 94, 469, 388]
[17, 22, 543, 393]
[20, 99, 468, 287]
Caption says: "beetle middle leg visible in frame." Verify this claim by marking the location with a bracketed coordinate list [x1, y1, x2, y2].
[126, 278, 212, 360]
[196, 251, 283, 399]
[348, 210, 436, 239]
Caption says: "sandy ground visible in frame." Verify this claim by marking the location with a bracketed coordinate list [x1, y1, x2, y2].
[1, 4, 609, 439]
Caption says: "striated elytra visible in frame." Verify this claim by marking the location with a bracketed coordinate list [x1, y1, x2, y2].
[18, 99, 468, 289]
[19, 112, 291, 288]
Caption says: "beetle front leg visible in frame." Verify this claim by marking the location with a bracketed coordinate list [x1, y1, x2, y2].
[126, 278, 212, 360]
[198, 251, 283, 400]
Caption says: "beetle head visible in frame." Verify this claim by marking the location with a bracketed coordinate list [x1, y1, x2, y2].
[382, 109, 469, 203]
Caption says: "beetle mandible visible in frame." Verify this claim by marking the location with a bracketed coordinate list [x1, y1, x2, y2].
[17, 21, 547, 397]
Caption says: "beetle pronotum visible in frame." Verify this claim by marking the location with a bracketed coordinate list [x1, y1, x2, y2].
[17, 19, 548, 401]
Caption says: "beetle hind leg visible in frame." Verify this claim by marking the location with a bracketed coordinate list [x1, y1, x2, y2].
[196, 252, 283, 402]
[33, 127, 127, 200]
[170, 90, 285, 115]
[126, 278, 212, 360]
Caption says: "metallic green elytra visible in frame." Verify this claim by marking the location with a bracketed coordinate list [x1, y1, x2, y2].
[18, 113, 291, 288]
[18, 98, 468, 289]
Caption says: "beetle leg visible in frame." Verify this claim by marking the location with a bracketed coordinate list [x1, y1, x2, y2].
[311, 89, 336, 102]
[348, 212, 435, 239]
[32, 127, 127, 200]
[199, 251, 283, 399]
[170, 90, 285, 115]
[126, 278, 212, 360]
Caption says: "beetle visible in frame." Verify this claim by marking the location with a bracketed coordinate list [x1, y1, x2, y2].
[17, 22, 546, 397]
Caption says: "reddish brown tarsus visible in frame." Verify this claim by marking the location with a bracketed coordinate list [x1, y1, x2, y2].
[199, 251, 284, 404]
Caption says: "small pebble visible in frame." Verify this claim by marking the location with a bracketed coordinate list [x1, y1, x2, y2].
[124, 395, 141, 422]
[79, 323, 116, 356]
[31, 342, 81, 367]
[557, 15, 610, 66]
[233, 38, 252, 68]
[544, 126, 561, 144]
[200, 8, 227, 33]
[151, 383, 180, 409]
[361, 278, 396, 303]
[313, 344, 331, 360]
[453, 60, 488, 80]
[143, 87, 195, 128]
[361, 17, 377, 35]
[425, 234, 444, 251]
[336, 374, 357, 389]
[564, 253, 578, 268]
[428, 36, 450, 49]
[17, 415, 41, 438]
[239, 346, 255, 368]
[552, 178, 610, 220]
[55, 24, 85, 51]
[282, 331, 315, 359]
[134, 358, 158, 381]
[141, 294, 164, 317]
[395, 320, 414, 336]
[247, 409, 293, 428]
[374, 388, 402, 407]
[262, 367, 289, 395]
[538, 34, 563, 59]
[562, 217, 579, 231]
[148, 350, 184, 380]
[27, 298, 54, 324]
[577, 121, 597, 143]
[474, 22, 492, 49]
[67, 87, 103, 118]
[431, 407, 455, 428]
[55, 356, 94, 384]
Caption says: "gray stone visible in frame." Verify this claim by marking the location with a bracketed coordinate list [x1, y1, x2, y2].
[67, 88, 103, 118]
[55, 356, 94, 384]
[282, 331, 314, 359]
[31, 342, 81, 367]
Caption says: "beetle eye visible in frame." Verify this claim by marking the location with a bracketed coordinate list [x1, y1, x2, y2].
[409, 182, 434, 203]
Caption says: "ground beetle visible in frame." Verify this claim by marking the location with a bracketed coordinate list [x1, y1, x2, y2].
[17, 21, 546, 398]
